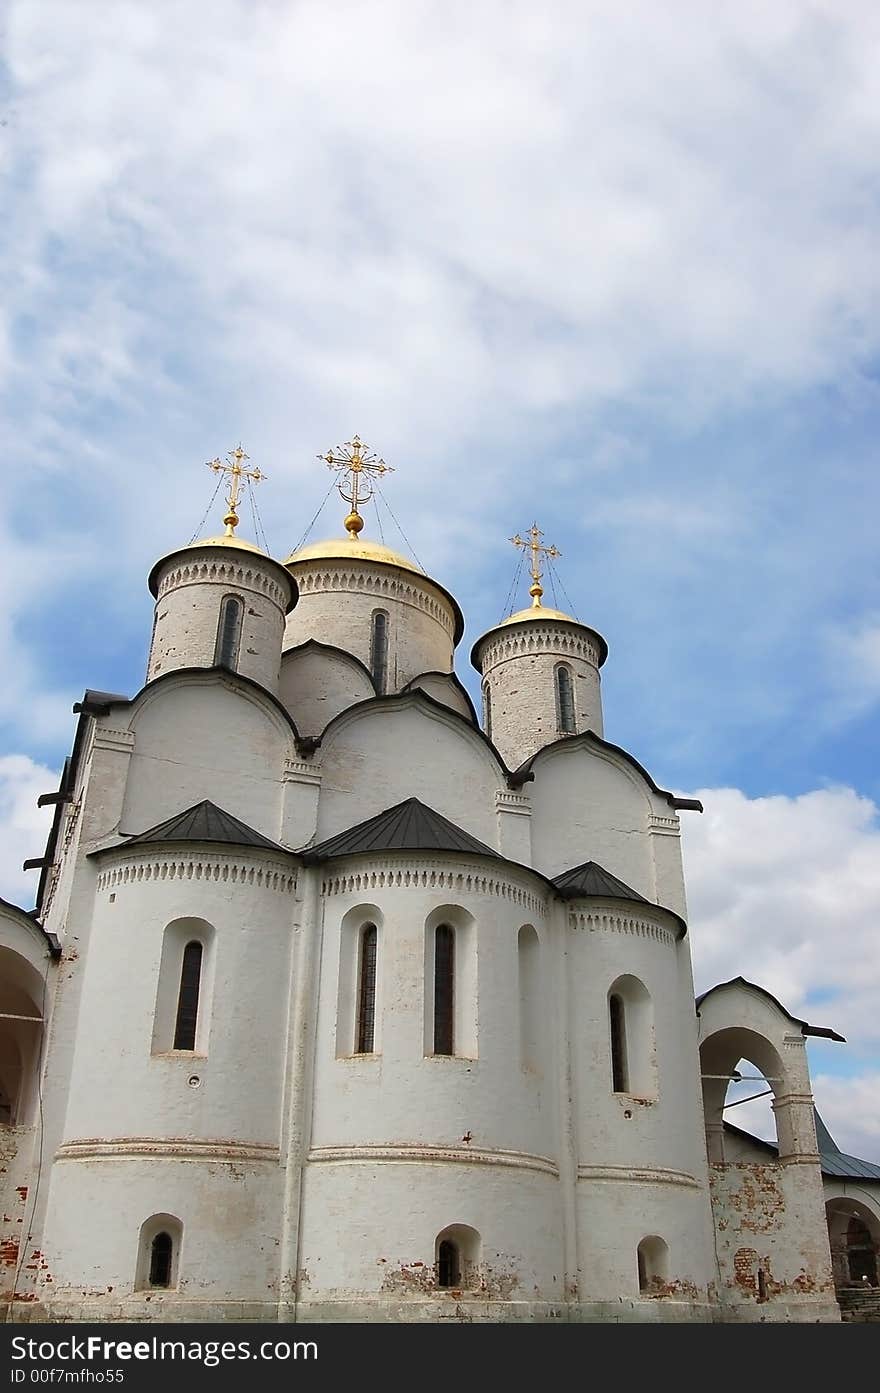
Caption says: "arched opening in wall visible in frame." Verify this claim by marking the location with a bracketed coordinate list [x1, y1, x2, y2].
[699, 1029, 787, 1164]
[335, 906, 383, 1058]
[435, 1225, 481, 1290]
[370, 609, 389, 693]
[482, 682, 492, 741]
[214, 594, 244, 670]
[607, 976, 655, 1097]
[518, 925, 541, 1072]
[0, 947, 46, 1127]
[637, 1235, 669, 1294]
[555, 663, 576, 735]
[825, 1199, 880, 1291]
[135, 1214, 183, 1291]
[424, 907, 477, 1059]
[152, 920, 216, 1057]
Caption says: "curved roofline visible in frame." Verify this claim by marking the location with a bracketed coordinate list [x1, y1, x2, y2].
[310, 686, 526, 786]
[148, 542, 299, 614]
[695, 977, 845, 1042]
[81, 666, 308, 754]
[471, 613, 608, 670]
[510, 729, 703, 812]
[401, 670, 479, 727]
[281, 638, 379, 697]
[285, 548, 465, 646]
[0, 896, 62, 959]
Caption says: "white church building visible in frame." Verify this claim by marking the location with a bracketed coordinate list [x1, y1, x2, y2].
[1, 439, 877, 1323]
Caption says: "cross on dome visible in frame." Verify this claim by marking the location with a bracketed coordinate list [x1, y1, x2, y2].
[206, 444, 267, 538]
[509, 522, 561, 607]
[320, 433, 394, 538]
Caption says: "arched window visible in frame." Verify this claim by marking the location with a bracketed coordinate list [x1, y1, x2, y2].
[149, 1232, 173, 1288]
[433, 924, 455, 1056]
[637, 1236, 669, 1294]
[483, 683, 493, 740]
[609, 992, 628, 1092]
[435, 1225, 480, 1290]
[214, 594, 243, 669]
[356, 924, 378, 1054]
[370, 610, 389, 693]
[173, 941, 203, 1051]
[136, 1214, 182, 1291]
[555, 663, 575, 734]
[518, 925, 540, 1071]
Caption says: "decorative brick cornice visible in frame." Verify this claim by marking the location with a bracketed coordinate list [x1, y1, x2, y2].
[568, 909, 675, 945]
[576, 1164, 699, 1189]
[96, 852, 297, 895]
[321, 857, 546, 916]
[157, 556, 288, 611]
[480, 626, 600, 671]
[294, 565, 455, 635]
[56, 1138, 279, 1164]
[308, 1143, 558, 1177]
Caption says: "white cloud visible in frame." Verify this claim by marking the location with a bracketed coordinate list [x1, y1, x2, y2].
[682, 785, 880, 1160]
[0, 754, 57, 907]
[813, 1072, 880, 1165]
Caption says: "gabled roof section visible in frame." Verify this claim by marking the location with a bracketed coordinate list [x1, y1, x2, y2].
[553, 860, 649, 903]
[92, 800, 286, 854]
[553, 859, 686, 935]
[509, 729, 703, 812]
[695, 977, 845, 1042]
[301, 797, 497, 863]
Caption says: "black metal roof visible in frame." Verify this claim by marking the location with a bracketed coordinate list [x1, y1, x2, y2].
[301, 797, 497, 863]
[724, 1114, 880, 1183]
[92, 800, 285, 854]
[695, 977, 845, 1042]
[553, 860, 649, 903]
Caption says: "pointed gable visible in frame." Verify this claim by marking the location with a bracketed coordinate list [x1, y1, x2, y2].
[114, 800, 284, 852]
[302, 797, 497, 863]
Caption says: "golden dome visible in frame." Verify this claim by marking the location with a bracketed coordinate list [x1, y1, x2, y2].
[499, 603, 578, 627]
[190, 534, 266, 555]
[284, 536, 423, 576]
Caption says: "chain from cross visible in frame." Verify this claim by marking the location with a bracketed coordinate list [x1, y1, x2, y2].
[509, 522, 561, 606]
[206, 445, 267, 536]
[320, 434, 394, 537]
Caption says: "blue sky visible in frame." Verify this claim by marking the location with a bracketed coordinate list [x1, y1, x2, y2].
[2, 0, 878, 1158]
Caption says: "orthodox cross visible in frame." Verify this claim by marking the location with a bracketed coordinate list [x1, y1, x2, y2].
[509, 522, 561, 607]
[320, 434, 394, 537]
[206, 444, 266, 537]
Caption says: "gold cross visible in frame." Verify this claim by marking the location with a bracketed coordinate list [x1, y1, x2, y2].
[320, 434, 394, 537]
[510, 522, 561, 607]
[206, 444, 267, 537]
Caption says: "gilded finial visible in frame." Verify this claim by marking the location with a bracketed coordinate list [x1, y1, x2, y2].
[207, 444, 266, 537]
[510, 523, 562, 607]
[320, 434, 394, 538]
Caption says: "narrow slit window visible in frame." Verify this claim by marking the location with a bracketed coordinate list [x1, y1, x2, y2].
[555, 663, 575, 734]
[356, 924, 378, 1054]
[483, 683, 492, 740]
[370, 610, 389, 693]
[214, 595, 243, 670]
[173, 941, 203, 1051]
[434, 924, 455, 1056]
[149, 1231, 173, 1288]
[610, 992, 628, 1092]
[437, 1239, 460, 1288]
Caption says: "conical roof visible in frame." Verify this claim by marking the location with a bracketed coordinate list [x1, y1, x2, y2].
[111, 800, 284, 852]
[302, 797, 496, 862]
[552, 860, 649, 902]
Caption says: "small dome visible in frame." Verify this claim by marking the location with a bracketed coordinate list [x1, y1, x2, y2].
[499, 603, 578, 627]
[284, 536, 423, 576]
[190, 534, 267, 555]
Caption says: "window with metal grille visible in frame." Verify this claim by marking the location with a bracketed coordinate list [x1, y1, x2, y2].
[433, 924, 455, 1055]
[437, 1239, 460, 1288]
[356, 924, 378, 1054]
[173, 941, 203, 1051]
[370, 610, 389, 693]
[609, 992, 628, 1092]
[214, 594, 243, 669]
[483, 683, 492, 740]
[555, 663, 575, 733]
[149, 1231, 173, 1288]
